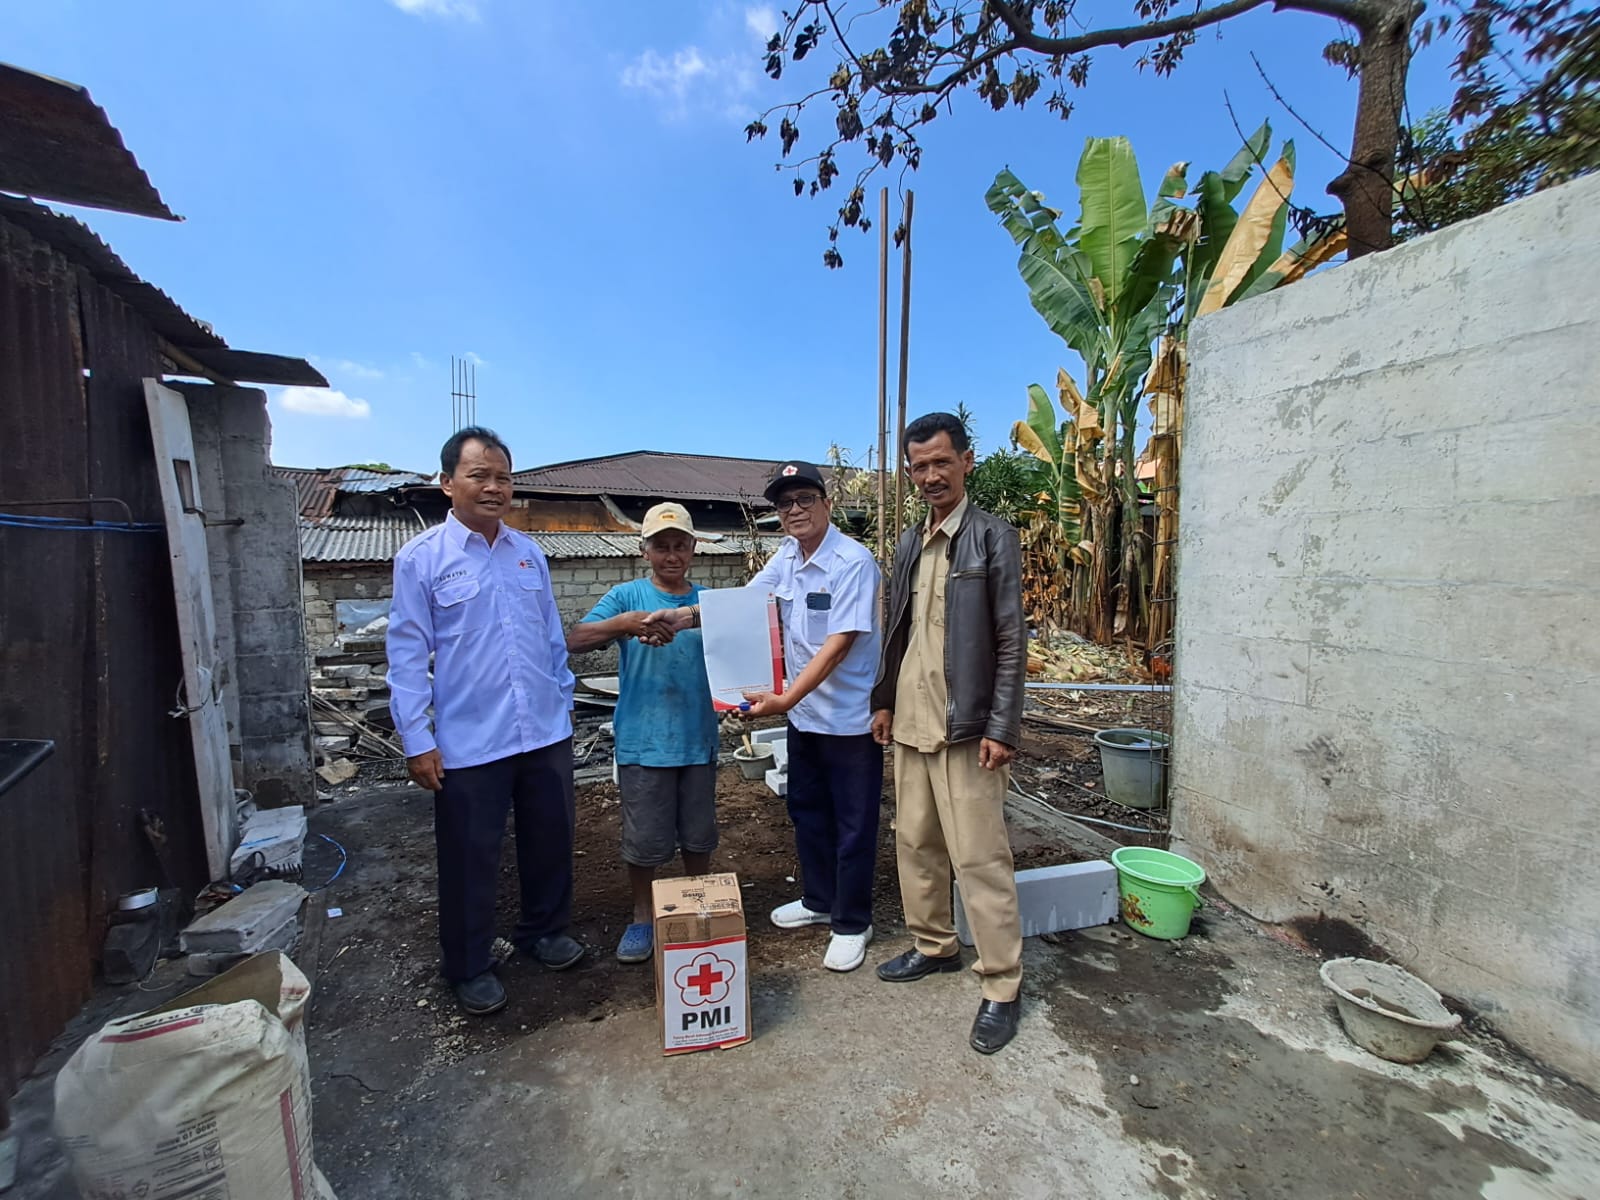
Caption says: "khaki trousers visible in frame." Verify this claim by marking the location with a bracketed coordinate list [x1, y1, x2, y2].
[893, 739, 1022, 1002]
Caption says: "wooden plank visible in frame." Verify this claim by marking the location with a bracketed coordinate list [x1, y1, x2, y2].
[143, 379, 236, 879]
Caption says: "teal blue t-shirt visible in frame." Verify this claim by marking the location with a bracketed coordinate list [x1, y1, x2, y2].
[582, 578, 718, 767]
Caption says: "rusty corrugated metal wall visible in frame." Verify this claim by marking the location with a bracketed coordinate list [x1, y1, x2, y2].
[0, 213, 205, 1108]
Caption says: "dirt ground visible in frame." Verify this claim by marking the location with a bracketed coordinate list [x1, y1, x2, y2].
[295, 776, 1596, 1200]
[11, 704, 1600, 1198]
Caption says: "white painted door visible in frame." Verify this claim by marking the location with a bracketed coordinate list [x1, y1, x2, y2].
[144, 379, 236, 879]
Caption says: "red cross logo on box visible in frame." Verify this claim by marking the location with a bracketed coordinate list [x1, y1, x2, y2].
[673, 950, 735, 1007]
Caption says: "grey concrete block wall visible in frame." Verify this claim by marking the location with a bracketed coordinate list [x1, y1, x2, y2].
[1170, 175, 1600, 1088]
[180, 384, 315, 808]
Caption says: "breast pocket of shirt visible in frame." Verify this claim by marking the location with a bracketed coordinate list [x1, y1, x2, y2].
[515, 566, 549, 631]
[804, 591, 832, 643]
[944, 568, 988, 628]
[432, 578, 484, 637]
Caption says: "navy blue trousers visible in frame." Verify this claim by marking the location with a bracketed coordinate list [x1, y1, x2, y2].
[433, 739, 574, 982]
[785, 725, 884, 936]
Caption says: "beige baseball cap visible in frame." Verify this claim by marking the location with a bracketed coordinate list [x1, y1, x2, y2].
[641, 502, 698, 541]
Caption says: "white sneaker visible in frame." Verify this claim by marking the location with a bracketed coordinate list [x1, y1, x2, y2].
[770, 899, 831, 929]
[823, 925, 874, 972]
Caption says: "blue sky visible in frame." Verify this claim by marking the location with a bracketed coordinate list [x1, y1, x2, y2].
[8, 1, 1459, 472]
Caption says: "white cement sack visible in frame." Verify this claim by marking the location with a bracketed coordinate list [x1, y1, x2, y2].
[54, 951, 336, 1200]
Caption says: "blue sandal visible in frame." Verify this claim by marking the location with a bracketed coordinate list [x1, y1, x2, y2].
[616, 922, 654, 963]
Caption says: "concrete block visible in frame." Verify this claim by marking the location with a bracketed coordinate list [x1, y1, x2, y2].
[186, 913, 298, 976]
[315, 734, 354, 752]
[313, 686, 369, 703]
[318, 758, 358, 785]
[954, 861, 1118, 947]
[764, 766, 787, 797]
[181, 880, 307, 954]
[228, 805, 308, 875]
[321, 662, 373, 681]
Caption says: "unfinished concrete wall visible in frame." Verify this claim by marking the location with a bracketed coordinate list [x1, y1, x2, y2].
[1171, 175, 1600, 1087]
[182, 385, 314, 808]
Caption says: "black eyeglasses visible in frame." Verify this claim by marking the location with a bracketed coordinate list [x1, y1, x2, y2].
[775, 493, 823, 513]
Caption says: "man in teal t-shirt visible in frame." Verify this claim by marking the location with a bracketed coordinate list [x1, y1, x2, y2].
[566, 502, 719, 963]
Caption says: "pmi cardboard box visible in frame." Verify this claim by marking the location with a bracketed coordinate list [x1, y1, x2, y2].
[652, 873, 751, 1055]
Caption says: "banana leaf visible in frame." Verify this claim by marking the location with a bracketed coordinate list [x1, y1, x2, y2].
[1220, 121, 1271, 202]
[1117, 226, 1185, 327]
[985, 169, 1067, 252]
[1018, 384, 1062, 464]
[1196, 141, 1296, 318]
[1146, 160, 1190, 230]
[1188, 170, 1238, 322]
[1234, 223, 1348, 300]
[1238, 187, 1289, 297]
[1075, 137, 1146, 312]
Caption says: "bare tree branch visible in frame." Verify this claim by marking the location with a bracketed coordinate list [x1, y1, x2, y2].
[988, 0, 1373, 55]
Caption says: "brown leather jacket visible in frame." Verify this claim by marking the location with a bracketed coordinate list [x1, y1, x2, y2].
[870, 503, 1027, 748]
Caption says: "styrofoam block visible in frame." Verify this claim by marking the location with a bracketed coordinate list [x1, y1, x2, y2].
[229, 805, 307, 875]
[954, 860, 1118, 946]
[764, 766, 788, 797]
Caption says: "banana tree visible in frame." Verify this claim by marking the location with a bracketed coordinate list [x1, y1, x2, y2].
[987, 136, 1185, 642]
[987, 125, 1346, 645]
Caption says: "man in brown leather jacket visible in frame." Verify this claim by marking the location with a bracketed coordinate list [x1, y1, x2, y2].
[870, 411, 1027, 1054]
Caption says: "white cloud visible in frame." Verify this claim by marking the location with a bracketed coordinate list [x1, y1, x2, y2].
[388, 0, 480, 19]
[620, 47, 757, 120]
[320, 358, 385, 381]
[278, 387, 372, 419]
[745, 6, 778, 42]
[620, 5, 771, 120]
[463, 351, 487, 367]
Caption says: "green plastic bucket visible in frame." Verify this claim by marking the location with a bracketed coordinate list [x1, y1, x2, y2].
[1111, 846, 1206, 940]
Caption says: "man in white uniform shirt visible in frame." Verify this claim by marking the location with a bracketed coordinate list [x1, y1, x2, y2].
[740, 461, 884, 972]
[387, 427, 584, 1016]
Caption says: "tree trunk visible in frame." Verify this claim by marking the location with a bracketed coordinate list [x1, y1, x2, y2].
[1329, 0, 1417, 258]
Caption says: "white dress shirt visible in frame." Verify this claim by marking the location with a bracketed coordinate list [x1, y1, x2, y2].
[749, 523, 880, 736]
[387, 512, 575, 769]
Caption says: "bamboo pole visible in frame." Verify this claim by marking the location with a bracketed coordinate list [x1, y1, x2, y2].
[893, 190, 915, 524]
[876, 187, 889, 571]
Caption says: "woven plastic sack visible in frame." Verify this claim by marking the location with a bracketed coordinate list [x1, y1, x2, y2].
[55, 950, 335, 1200]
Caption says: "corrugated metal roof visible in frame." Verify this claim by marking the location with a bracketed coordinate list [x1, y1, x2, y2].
[184, 348, 328, 387]
[299, 513, 787, 565]
[272, 467, 432, 519]
[0, 62, 177, 220]
[300, 513, 429, 563]
[0, 194, 325, 385]
[514, 451, 857, 506]
[273, 466, 343, 521]
[339, 470, 433, 493]
[530, 532, 778, 559]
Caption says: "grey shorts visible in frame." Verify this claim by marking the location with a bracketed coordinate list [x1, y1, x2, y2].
[617, 763, 719, 868]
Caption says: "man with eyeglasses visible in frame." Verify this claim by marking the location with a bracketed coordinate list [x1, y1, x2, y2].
[675, 460, 884, 972]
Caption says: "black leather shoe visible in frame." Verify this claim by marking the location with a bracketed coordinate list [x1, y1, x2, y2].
[531, 933, 585, 970]
[970, 998, 1021, 1054]
[453, 970, 506, 1016]
[876, 948, 963, 983]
